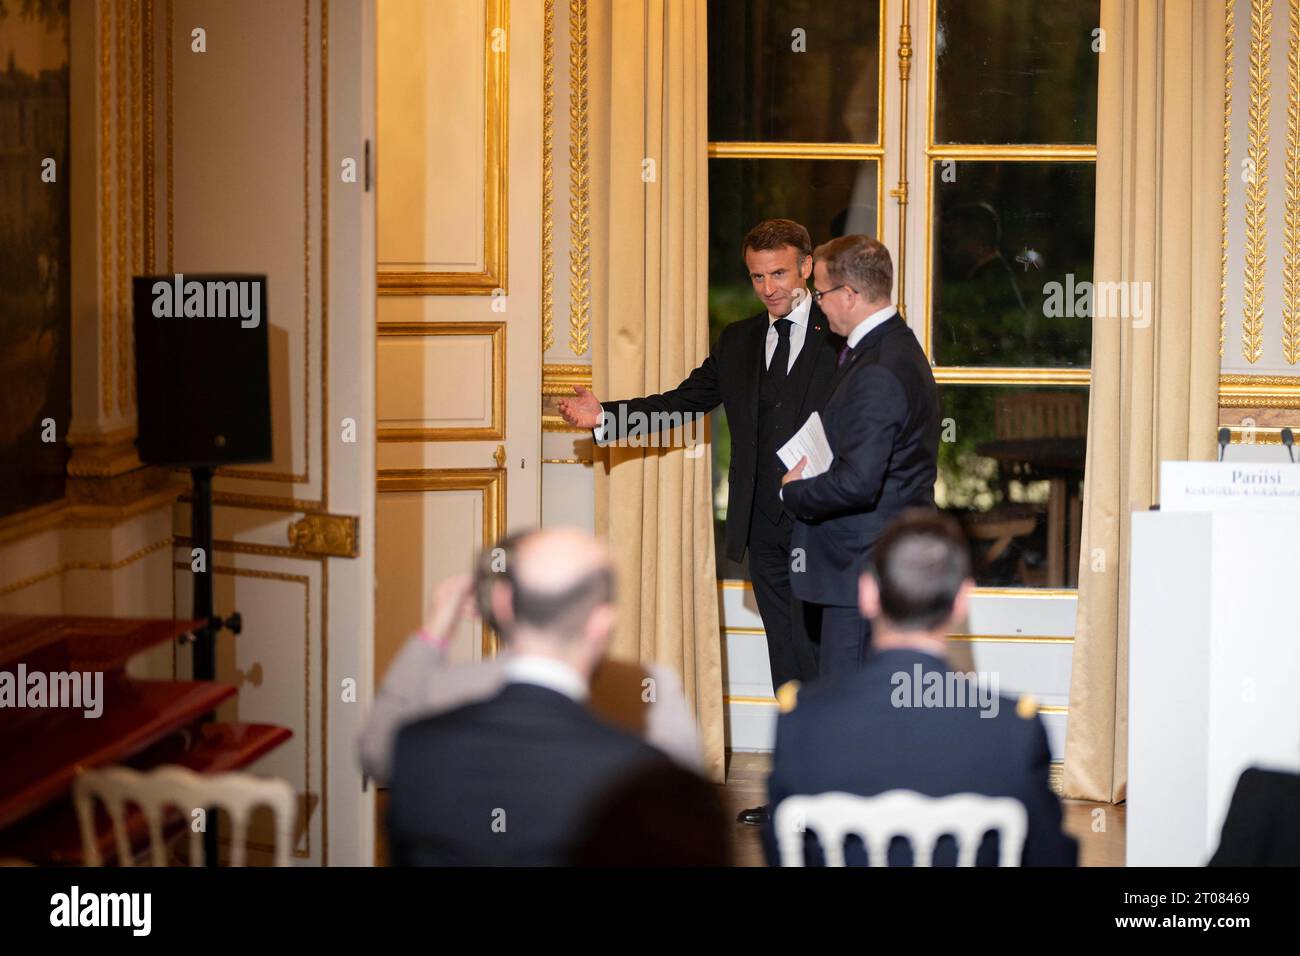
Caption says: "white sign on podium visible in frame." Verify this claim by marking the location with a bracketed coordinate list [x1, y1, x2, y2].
[1128, 461, 1300, 866]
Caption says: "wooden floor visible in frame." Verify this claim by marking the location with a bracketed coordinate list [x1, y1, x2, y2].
[721, 751, 1126, 867]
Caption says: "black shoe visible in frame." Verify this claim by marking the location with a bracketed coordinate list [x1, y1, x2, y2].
[736, 804, 769, 826]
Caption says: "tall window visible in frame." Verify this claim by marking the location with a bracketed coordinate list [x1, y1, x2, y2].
[707, 0, 1100, 588]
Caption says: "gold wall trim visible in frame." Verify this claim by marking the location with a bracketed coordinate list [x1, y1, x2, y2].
[1285, 0, 1300, 364]
[541, 362, 592, 395]
[933, 367, 1091, 386]
[1226, 426, 1298, 443]
[376, 322, 506, 442]
[947, 634, 1074, 644]
[175, 535, 322, 562]
[891, 0, 912, 319]
[723, 695, 1068, 713]
[1222, 0, 1236, 358]
[568, 0, 590, 354]
[971, 586, 1078, 599]
[377, 467, 506, 656]
[202, 492, 327, 514]
[378, 0, 508, 295]
[541, 457, 592, 465]
[1243, 0, 1272, 364]
[165, 0, 173, 272]
[542, 417, 588, 432]
[1218, 372, 1300, 407]
[925, 144, 1097, 161]
[287, 512, 358, 558]
[707, 142, 885, 160]
[1, 537, 172, 598]
[142, 0, 155, 272]
[541, 0, 556, 353]
[99, 0, 112, 416]
[116, 0, 128, 415]
[719, 580, 1079, 598]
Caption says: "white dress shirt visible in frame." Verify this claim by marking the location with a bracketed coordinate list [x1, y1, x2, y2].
[501, 653, 589, 702]
[764, 290, 813, 372]
[845, 304, 897, 349]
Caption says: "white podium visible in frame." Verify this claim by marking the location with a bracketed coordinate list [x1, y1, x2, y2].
[1127, 462, 1300, 866]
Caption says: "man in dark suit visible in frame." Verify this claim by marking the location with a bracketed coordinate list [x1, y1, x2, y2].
[781, 235, 940, 676]
[388, 527, 699, 866]
[557, 219, 841, 714]
[761, 511, 1078, 866]
[1209, 767, 1300, 866]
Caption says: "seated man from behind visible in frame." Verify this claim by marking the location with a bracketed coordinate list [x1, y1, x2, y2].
[762, 510, 1077, 866]
[359, 532, 704, 786]
[388, 527, 696, 866]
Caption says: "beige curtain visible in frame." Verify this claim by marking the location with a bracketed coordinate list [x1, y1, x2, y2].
[588, 0, 724, 782]
[1063, 0, 1224, 802]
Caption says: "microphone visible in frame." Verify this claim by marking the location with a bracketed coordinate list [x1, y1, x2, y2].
[1283, 427, 1295, 463]
[1217, 427, 1231, 462]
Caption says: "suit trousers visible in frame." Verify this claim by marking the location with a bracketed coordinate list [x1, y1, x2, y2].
[746, 507, 820, 692]
[819, 604, 873, 679]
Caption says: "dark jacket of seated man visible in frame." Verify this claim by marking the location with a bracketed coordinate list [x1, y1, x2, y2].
[761, 646, 1077, 867]
[1209, 767, 1300, 866]
[388, 661, 667, 867]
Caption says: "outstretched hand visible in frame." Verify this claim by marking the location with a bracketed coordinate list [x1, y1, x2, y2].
[556, 385, 604, 429]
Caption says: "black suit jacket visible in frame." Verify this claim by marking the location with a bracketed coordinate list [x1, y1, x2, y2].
[761, 648, 1078, 867]
[782, 314, 940, 606]
[1209, 767, 1300, 866]
[600, 304, 841, 561]
[388, 682, 663, 866]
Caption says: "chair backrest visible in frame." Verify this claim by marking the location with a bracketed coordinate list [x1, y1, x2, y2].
[773, 790, 1027, 867]
[994, 392, 1087, 440]
[73, 766, 296, 867]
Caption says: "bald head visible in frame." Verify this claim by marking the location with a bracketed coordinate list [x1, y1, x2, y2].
[482, 527, 615, 646]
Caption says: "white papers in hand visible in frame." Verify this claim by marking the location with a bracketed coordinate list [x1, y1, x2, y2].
[777, 411, 834, 479]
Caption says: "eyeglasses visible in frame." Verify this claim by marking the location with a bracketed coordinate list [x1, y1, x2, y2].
[810, 284, 856, 304]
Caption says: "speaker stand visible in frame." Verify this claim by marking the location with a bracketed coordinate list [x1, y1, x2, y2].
[188, 466, 243, 867]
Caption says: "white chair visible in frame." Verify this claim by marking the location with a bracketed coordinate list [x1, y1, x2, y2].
[73, 766, 297, 867]
[773, 790, 1027, 867]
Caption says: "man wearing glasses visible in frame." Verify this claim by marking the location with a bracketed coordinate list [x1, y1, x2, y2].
[781, 235, 940, 676]
[558, 220, 842, 826]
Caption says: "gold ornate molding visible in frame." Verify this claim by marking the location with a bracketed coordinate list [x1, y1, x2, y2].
[568, 0, 590, 356]
[287, 513, 359, 558]
[541, 0, 556, 352]
[1218, 371, 1300, 407]
[890, 0, 911, 320]
[1221, 0, 1235, 358]
[1285, 0, 1300, 364]
[1242, 0, 1272, 364]
[932, 367, 1090, 386]
[377, 467, 505, 656]
[541, 362, 593, 395]
[378, 0, 509, 295]
[376, 322, 506, 442]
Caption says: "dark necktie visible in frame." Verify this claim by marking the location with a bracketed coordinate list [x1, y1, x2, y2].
[837, 340, 852, 367]
[769, 318, 792, 382]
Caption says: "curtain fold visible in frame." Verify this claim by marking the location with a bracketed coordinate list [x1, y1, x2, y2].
[1063, 0, 1224, 802]
[589, 0, 725, 783]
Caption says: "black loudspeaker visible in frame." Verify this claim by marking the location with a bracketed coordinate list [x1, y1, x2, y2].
[132, 274, 272, 467]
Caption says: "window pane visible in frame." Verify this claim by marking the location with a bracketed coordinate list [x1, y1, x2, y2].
[934, 0, 1100, 145]
[937, 384, 1088, 588]
[708, 0, 880, 144]
[931, 161, 1094, 368]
